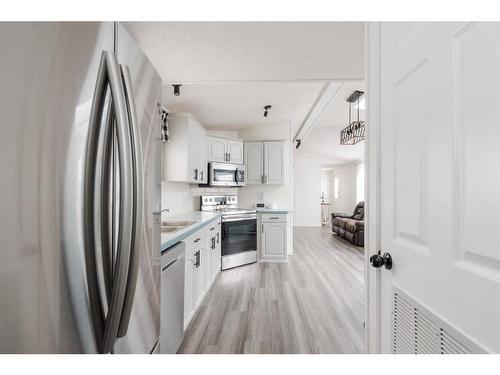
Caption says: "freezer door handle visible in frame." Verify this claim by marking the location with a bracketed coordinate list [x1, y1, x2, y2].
[83, 50, 135, 354]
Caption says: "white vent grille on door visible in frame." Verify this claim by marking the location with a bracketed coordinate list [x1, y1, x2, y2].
[393, 289, 482, 354]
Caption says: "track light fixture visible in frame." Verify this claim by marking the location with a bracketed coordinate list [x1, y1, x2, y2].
[263, 105, 272, 117]
[173, 84, 182, 96]
[295, 139, 301, 149]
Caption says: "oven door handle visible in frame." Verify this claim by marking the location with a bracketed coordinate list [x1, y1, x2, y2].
[222, 214, 257, 223]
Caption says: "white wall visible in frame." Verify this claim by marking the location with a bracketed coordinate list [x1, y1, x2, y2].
[294, 163, 322, 226]
[321, 169, 333, 204]
[293, 151, 340, 227]
[238, 121, 294, 254]
[331, 164, 358, 214]
[356, 162, 365, 204]
[161, 181, 238, 219]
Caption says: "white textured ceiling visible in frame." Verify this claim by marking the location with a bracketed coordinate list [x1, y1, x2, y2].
[162, 81, 325, 131]
[124, 22, 364, 82]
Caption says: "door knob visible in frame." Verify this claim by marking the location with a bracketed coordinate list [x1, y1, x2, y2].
[370, 250, 392, 270]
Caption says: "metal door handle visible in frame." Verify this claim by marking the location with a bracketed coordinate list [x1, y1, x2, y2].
[194, 168, 198, 181]
[216, 232, 219, 244]
[200, 170, 204, 181]
[84, 50, 134, 353]
[195, 250, 201, 268]
[117, 64, 143, 339]
[369, 250, 393, 270]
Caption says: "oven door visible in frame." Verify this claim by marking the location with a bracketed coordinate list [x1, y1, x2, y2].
[209, 162, 238, 186]
[221, 215, 257, 257]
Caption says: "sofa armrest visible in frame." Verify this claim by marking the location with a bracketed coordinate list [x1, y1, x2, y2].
[354, 220, 364, 229]
[331, 212, 353, 219]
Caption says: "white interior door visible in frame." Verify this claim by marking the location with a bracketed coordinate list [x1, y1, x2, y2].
[375, 22, 500, 353]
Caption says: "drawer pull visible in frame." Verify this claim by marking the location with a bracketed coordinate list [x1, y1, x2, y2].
[161, 258, 178, 272]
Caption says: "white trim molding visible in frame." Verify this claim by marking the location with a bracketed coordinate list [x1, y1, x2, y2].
[365, 21, 382, 354]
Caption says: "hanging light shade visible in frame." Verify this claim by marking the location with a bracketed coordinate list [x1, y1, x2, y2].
[340, 90, 365, 145]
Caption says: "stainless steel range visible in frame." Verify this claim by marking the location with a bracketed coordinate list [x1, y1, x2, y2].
[201, 195, 257, 270]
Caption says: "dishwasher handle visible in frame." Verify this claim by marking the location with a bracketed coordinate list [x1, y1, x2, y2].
[161, 258, 179, 272]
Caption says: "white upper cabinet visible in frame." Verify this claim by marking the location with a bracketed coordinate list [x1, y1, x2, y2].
[197, 127, 208, 183]
[244, 142, 264, 184]
[163, 113, 208, 184]
[208, 136, 244, 164]
[208, 137, 227, 163]
[264, 142, 284, 184]
[227, 139, 244, 164]
[244, 141, 284, 185]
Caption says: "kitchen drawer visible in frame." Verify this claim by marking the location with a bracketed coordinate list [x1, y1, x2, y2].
[261, 213, 287, 223]
[185, 231, 205, 250]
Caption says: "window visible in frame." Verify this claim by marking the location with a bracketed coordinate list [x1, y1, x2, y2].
[334, 177, 340, 199]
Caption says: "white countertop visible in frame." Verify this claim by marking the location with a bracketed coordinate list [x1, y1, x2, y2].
[160, 211, 222, 253]
[256, 208, 291, 214]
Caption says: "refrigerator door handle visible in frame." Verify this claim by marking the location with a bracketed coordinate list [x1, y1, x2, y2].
[100, 99, 115, 303]
[117, 64, 143, 338]
[84, 50, 135, 354]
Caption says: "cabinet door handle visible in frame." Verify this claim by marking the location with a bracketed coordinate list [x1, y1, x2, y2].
[216, 232, 219, 244]
[194, 238, 201, 243]
[195, 250, 200, 268]
[228, 153, 231, 162]
[270, 217, 279, 220]
[200, 170, 204, 181]
[194, 168, 198, 180]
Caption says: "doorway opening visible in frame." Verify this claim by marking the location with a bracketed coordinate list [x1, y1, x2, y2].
[292, 81, 366, 353]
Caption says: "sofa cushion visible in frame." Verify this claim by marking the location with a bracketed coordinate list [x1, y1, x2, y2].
[337, 218, 349, 229]
[345, 219, 364, 233]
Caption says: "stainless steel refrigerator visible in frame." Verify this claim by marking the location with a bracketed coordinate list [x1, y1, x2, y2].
[0, 22, 162, 353]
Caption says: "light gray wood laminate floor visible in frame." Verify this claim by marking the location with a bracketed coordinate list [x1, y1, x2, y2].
[178, 226, 365, 354]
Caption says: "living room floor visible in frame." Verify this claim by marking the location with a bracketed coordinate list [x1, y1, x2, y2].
[178, 226, 365, 354]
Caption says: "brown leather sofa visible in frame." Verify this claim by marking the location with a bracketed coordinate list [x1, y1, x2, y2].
[331, 201, 364, 247]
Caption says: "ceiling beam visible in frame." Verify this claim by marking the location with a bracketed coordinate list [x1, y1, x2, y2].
[293, 82, 343, 146]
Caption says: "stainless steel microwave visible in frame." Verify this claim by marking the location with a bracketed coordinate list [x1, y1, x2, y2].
[205, 162, 246, 187]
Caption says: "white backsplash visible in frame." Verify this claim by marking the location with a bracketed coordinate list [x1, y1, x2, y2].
[161, 181, 238, 220]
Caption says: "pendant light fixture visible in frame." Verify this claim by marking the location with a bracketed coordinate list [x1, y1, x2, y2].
[340, 90, 365, 145]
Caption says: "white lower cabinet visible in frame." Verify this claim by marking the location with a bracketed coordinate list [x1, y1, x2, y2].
[183, 231, 204, 328]
[260, 213, 288, 261]
[183, 218, 222, 329]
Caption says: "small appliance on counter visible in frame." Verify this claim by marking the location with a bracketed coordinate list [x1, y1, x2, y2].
[201, 195, 256, 270]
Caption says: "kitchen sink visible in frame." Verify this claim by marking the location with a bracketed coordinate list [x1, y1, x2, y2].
[160, 220, 196, 233]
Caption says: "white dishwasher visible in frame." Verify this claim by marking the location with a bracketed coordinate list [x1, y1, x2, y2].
[160, 242, 185, 354]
